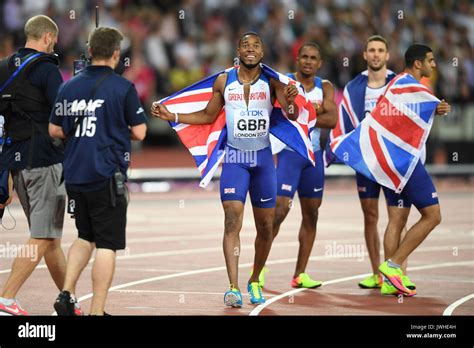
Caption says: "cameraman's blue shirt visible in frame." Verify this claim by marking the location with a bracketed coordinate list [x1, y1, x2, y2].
[49, 65, 147, 191]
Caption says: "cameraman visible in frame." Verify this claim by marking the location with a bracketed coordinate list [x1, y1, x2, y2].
[49, 27, 147, 316]
[0, 15, 67, 316]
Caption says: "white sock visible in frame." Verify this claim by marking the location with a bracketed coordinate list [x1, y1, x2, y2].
[0, 297, 15, 306]
[387, 259, 401, 268]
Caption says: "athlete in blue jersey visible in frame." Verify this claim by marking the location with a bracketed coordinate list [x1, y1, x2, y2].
[269, 43, 337, 289]
[152, 32, 300, 307]
[378, 44, 450, 296]
[351, 36, 396, 291]
[335, 36, 412, 293]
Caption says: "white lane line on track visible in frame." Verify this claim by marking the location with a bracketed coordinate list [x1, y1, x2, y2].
[0, 241, 295, 275]
[112, 289, 276, 297]
[0, 220, 365, 239]
[113, 268, 196, 273]
[48, 245, 473, 315]
[442, 293, 474, 316]
[249, 260, 474, 316]
[5, 242, 468, 275]
[2, 236, 371, 275]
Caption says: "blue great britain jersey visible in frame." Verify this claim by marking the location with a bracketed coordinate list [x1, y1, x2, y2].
[223, 68, 273, 151]
[49, 66, 147, 188]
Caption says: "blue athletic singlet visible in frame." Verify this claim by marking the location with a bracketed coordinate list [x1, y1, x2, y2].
[223, 68, 273, 151]
[276, 73, 325, 199]
[220, 68, 276, 208]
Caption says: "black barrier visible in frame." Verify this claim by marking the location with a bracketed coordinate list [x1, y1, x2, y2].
[0, 315, 472, 346]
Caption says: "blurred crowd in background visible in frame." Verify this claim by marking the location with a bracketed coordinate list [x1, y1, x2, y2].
[1, 0, 473, 151]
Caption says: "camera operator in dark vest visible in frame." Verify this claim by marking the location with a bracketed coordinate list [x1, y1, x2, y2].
[0, 15, 67, 316]
[49, 26, 147, 316]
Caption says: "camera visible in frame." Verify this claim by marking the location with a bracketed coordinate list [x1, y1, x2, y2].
[73, 55, 91, 76]
[72, 6, 126, 76]
[73, 51, 125, 76]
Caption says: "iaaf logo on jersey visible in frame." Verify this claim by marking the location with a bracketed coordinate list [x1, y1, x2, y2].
[54, 99, 105, 117]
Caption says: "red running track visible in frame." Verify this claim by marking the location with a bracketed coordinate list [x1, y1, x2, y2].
[0, 178, 472, 316]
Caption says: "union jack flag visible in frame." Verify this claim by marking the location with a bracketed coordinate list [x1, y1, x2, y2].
[330, 73, 440, 193]
[324, 70, 396, 166]
[160, 64, 316, 187]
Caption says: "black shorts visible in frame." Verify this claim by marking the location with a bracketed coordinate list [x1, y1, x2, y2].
[67, 185, 128, 251]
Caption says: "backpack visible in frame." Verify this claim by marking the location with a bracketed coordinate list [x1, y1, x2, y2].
[0, 51, 59, 142]
[0, 169, 11, 220]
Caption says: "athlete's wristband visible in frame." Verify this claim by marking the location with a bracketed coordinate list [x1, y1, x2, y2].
[174, 112, 179, 123]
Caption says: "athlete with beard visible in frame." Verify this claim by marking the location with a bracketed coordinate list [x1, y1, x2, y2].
[152, 32, 300, 307]
[356, 36, 396, 291]
[264, 42, 337, 289]
[379, 44, 450, 296]
[332, 35, 417, 294]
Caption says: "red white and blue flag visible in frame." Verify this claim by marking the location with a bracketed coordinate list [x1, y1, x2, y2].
[160, 64, 316, 187]
[324, 70, 396, 166]
[330, 73, 440, 193]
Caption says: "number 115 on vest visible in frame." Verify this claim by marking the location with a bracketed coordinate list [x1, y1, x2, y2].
[75, 116, 97, 137]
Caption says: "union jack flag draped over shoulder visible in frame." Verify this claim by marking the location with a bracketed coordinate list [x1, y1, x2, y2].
[160, 64, 317, 187]
[330, 73, 440, 193]
[324, 69, 396, 166]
